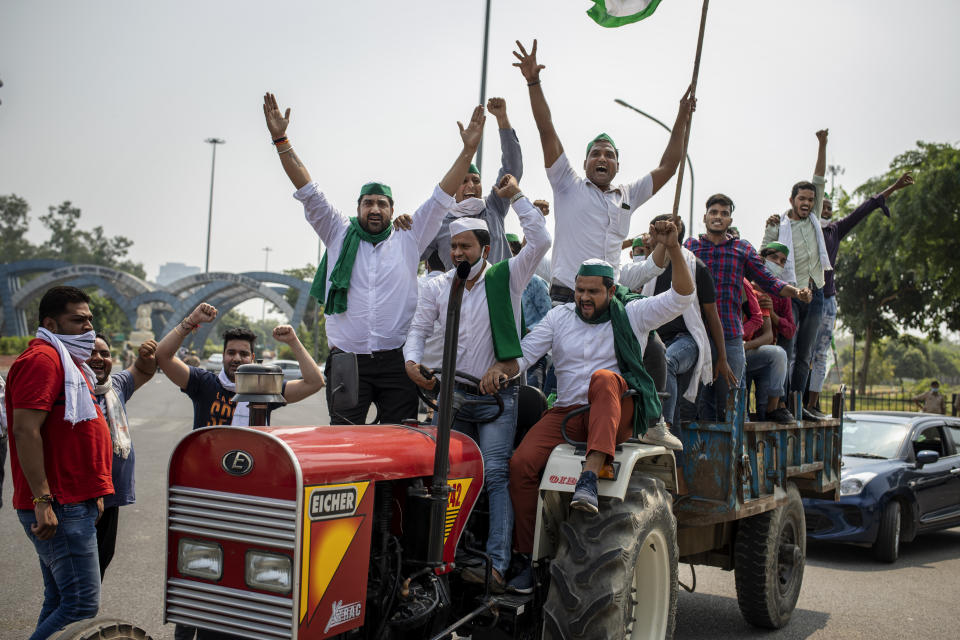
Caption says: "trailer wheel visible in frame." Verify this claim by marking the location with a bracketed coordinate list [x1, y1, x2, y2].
[51, 618, 152, 639]
[734, 482, 806, 629]
[543, 474, 678, 640]
[873, 499, 901, 563]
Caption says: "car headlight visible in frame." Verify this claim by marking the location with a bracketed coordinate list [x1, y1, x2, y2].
[178, 539, 223, 580]
[840, 472, 877, 496]
[245, 551, 292, 594]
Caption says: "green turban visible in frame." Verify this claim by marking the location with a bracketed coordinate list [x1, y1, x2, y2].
[631, 237, 644, 248]
[359, 182, 393, 199]
[577, 259, 615, 280]
[468, 163, 480, 176]
[586, 133, 618, 157]
[505, 233, 520, 243]
[763, 241, 790, 257]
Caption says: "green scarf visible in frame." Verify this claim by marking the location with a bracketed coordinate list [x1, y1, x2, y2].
[575, 285, 661, 436]
[483, 260, 523, 360]
[310, 217, 393, 313]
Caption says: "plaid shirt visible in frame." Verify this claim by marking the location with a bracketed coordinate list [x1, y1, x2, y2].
[685, 235, 789, 339]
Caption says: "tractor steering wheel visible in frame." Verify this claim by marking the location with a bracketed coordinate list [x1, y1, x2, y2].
[416, 368, 505, 422]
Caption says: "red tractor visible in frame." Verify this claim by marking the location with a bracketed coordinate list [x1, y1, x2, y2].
[58, 262, 840, 639]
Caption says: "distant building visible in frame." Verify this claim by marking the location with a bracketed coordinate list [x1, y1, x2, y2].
[157, 262, 200, 286]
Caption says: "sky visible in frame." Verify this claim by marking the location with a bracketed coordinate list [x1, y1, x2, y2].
[2, 0, 959, 296]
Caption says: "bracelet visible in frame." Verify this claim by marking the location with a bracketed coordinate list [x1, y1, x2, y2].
[178, 319, 198, 336]
[278, 145, 294, 155]
[272, 135, 288, 145]
[527, 80, 540, 86]
[509, 191, 525, 205]
[32, 494, 53, 505]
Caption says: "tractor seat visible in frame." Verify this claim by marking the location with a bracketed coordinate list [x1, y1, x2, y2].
[514, 385, 548, 448]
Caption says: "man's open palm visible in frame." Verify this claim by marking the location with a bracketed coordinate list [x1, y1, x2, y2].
[263, 92, 290, 139]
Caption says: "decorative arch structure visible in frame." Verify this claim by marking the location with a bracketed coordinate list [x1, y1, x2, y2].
[0, 262, 313, 346]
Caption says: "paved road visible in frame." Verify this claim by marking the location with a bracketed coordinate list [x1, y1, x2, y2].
[1, 379, 958, 639]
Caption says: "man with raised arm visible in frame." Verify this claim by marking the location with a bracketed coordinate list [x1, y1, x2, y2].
[263, 93, 485, 424]
[155, 303, 324, 429]
[405, 174, 550, 592]
[686, 195, 812, 421]
[480, 220, 693, 592]
[512, 39, 695, 303]
[422, 97, 524, 270]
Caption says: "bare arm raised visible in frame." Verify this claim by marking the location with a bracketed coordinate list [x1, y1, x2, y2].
[649, 87, 697, 194]
[263, 92, 311, 189]
[513, 39, 563, 168]
[438, 105, 486, 197]
[155, 303, 218, 389]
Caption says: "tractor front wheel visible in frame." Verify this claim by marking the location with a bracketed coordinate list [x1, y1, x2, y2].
[542, 474, 678, 639]
[52, 618, 153, 640]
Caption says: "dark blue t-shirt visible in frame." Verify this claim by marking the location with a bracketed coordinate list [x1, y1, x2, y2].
[182, 367, 285, 430]
[97, 369, 136, 509]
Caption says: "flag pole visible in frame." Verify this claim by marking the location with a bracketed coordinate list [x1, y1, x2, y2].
[671, 0, 709, 227]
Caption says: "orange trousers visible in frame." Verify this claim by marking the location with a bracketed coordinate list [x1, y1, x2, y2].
[509, 369, 634, 553]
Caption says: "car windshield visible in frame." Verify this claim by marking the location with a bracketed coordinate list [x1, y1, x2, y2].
[842, 418, 909, 459]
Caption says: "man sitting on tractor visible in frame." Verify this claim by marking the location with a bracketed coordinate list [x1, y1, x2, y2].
[480, 219, 694, 592]
[404, 173, 551, 592]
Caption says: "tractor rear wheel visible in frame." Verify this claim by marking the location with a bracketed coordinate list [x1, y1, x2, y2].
[543, 474, 678, 639]
[51, 618, 152, 639]
[734, 482, 806, 629]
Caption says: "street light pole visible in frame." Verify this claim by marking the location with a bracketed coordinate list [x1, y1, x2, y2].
[614, 99, 696, 234]
[474, 0, 492, 171]
[204, 138, 225, 273]
[261, 246, 272, 324]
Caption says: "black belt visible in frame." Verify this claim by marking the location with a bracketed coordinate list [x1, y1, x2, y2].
[331, 346, 403, 359]
[453, 379, 517, 395]
[549, 284, 575, 303]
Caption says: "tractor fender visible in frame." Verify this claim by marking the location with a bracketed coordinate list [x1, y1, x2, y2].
[538, 442, 678, 497]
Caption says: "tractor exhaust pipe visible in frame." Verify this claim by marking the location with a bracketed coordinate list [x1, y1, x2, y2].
[427, 260, 471, 565]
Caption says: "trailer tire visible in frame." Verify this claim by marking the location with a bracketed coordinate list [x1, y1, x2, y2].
[543, 474, 678, 640]
[873, 499, 901, 563]
[51, 618, 152, 639]
[734, 482, 806, 629]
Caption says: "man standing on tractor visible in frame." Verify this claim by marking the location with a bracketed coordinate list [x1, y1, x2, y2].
[480, 219, 694, 592]
[404, 173, 550, 592]
[421, 97, 524, 270]
[262, 92, 486, 424]
[511, 38, 695, 303]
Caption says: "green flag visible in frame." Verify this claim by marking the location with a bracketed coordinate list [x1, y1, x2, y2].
[587, 0, 662, 28]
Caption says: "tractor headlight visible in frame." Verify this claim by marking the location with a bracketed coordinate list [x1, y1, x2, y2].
[178, 539, 223, 580]
[245, 550, 292, 594]
[840, 472, 876, 496]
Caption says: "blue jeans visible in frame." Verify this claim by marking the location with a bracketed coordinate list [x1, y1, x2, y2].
[18, 501, 101, 640]
[745, 345, 788, 419]
[447, 386, 518, 575]
[663, 334, 700, 426]
[809, 294, 837, 393]
[790, 284, 825, 393]
[699, 337, 746, 422]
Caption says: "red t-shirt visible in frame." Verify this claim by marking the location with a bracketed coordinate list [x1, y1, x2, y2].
[5, 339, 114, 509]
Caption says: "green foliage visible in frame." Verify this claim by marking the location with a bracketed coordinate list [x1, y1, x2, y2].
[0, 335, 31, 355]
[88, 292, 131, 340]
[0, 195, 33, 262]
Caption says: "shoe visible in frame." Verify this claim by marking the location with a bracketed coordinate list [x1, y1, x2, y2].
[640, 422, 683, 451]
[768, 407, 796, 424]
[507, 561, 534, 594]
[570, 471, 599, 514]
[461, 565, 505, 593]
[802, 406, 826, 421]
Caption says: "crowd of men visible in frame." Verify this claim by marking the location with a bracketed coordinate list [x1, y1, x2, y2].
[0, 38, 922, 637]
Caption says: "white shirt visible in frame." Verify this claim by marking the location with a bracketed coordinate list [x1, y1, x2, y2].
[618, 256, 665, 292]
[516, 288, 693, 407]
[405, 197, 552, 380]
[295, 182, 454, 354]
[547, 152, 655, 289]
[416, 272, 447, 369]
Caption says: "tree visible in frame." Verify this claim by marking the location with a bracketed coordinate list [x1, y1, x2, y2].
[0, 195, 36, 262]
[835, 141, 960, 394]
[36, 201, 146, 278]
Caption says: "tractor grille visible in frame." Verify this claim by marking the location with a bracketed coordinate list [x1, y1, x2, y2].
[166, 577, 294, 639]
[168, 485, 297, 549]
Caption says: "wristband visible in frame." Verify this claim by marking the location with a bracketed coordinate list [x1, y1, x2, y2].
[527, 80, 540, 86]
[509, 191, 525, 205]
[272, 135, 288, 145]
[33, 494, 53, 505]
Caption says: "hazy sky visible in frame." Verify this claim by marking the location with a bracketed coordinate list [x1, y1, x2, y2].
[3, 0, 959, 288]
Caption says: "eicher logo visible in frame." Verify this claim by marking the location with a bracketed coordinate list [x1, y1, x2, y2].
[221, 450, 254, 476]
[324, 600, 362, 633]
[308, 486, 358, 521]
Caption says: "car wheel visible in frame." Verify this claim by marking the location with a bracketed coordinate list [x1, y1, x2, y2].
[873, 500, 901, 563]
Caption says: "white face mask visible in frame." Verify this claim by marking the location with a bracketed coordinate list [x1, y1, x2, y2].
[819, 217, 831, 228]
[765, 260, 784, 278]
[467, 249, 489, 279]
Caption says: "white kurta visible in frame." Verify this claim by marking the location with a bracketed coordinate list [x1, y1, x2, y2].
[516, 288, 694, 407]
[294, 183, 454, 354]
[404, 197, 552, 380]
[547, 152, 655, 289]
